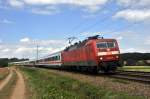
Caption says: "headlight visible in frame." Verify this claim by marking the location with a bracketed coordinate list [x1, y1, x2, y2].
[100, 57, 103, 60]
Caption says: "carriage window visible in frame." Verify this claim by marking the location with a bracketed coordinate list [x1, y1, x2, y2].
[45, 55, 60, 61]
[56, 55, 60, 60]
[54, 56, 57, 60]
[58, 56, 60, 60]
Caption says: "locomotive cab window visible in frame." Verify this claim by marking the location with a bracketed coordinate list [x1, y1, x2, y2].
[96, 42, 107, 48]
[97, 42, 116, 48]
[107, 42, 116, 48]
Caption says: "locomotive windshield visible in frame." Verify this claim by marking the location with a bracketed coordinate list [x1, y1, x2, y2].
[97, 42, 116, 48]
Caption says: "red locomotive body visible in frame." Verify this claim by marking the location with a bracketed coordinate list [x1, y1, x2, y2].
[62, 39, 97, 66]
[62, 36, 120, 72]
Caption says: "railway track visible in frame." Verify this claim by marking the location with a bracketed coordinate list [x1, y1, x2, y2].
[110, 71, 150, 84]
[62, 69, 150, 84]
[37, 66, 150, 84]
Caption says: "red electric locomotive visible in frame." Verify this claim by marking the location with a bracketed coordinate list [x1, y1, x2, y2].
[12, 35, 121, 73]
[62, 35, 120, 73]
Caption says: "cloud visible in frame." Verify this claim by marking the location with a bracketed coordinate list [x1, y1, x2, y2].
[1, 0, 108, 14]
[15, 47, 33, 54]
[114, 9, 150, 22]
[20, 37, 30, 43]
[0, 38, 68, 59]
[145, 40, 150, 45]
[121, 48, 149, 53]
[116, 36, 123, 40]
[23, 0, 107, 7]
[2, 48, 10, 53]
[144, 36, 150, 45]
[42, 39, 66, 45]
[8, 0, 24, 8]
[31, 6, 59, 15]
[114, 0, 150, 23]
[121, 48, 136, 53]
[81, 32, 102, 37]
[116, 0, 150, 8]
[1, 19, 14, 24]
[20, 37, 68, 46]
[116, 0, 134, 7]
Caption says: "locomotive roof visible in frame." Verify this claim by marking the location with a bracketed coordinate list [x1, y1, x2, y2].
[64, 36, 117, 52]
[64, 40, 87, 51]
[96, 39, 116, 41]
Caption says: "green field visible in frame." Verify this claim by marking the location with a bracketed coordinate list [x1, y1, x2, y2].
[118, 66, 150, 72]
[20, 67, 145, 99]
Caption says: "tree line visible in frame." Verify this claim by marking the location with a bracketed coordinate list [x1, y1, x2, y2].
[120, 53, 150, 66]
[0, 58, 29, 67]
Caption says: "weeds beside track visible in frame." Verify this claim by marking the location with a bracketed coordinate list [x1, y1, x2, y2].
[20, 67, 145, 99]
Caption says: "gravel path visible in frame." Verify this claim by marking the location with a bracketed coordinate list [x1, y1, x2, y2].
[48, 69, 150, 98]
[0, 68, 12, 91]
[10, 69, 26, 99]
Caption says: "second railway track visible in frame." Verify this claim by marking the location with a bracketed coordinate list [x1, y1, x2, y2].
[110, 71, 150, 84]
[31, 66, 150, 84]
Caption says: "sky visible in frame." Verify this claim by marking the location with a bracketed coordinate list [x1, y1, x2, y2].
[0, 0, 150, 59]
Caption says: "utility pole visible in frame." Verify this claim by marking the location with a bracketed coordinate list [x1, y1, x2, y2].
[36, 45, 39, 62]
[33, 40, 39, 64]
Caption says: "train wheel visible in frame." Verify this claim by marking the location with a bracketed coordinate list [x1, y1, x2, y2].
[92, 66, 99, 74]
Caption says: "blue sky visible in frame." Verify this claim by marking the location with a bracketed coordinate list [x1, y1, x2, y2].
[0, 0, 150, 59]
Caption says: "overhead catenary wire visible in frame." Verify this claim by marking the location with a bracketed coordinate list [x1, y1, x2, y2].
[65, 4, 111, 34]
[71, 17, 139, 41]
[65, 5, 125, 40]
[65, 3, 141, 41]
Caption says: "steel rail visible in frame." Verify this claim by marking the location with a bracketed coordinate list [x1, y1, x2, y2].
[111, 71, 150, 84]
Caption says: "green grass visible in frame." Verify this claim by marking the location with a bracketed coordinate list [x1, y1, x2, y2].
[118, 66, 150, 72]
[0, 75, 7, 81]
[0, 69, 9, 81]
[20, 67, 146, 99]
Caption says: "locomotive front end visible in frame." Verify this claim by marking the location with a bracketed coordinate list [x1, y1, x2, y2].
[96, 39, 120, 72]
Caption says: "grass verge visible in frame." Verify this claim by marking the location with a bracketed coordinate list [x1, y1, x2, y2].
[0, 70, 17, 99]
[118, 66, 150, 72]
[20, 67, 146, 99]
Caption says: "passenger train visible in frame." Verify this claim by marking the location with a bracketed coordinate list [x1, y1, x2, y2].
[10, 35, 121, 73]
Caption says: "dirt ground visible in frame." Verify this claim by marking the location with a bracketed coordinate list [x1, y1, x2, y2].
[10, 69, 26, 99]
[0, 67, 26, 99]
[48, 69, 150, 98]
[0, 68, 12, 91]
